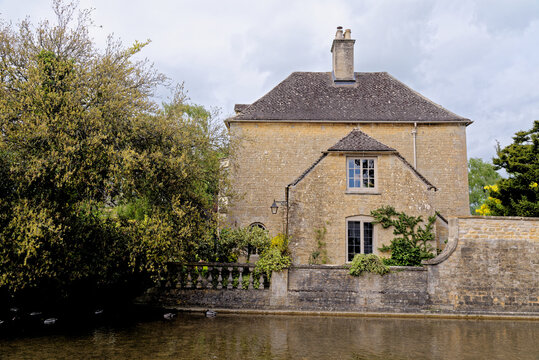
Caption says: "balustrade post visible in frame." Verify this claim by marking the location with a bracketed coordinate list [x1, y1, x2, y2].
[186, 269, 193, 289]
[227, 267, 233, 290]
[196, 266, 203, 289]
[238, 267, 244, 289]
[217, 267, 223, 289]
[206, 266, 214, 289]
[259, 274, 265, 289]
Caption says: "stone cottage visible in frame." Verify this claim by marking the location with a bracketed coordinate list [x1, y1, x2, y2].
[225, 27, 471, 265]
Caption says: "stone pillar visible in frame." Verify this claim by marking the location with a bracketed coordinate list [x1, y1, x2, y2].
[270, 269, 289, 307]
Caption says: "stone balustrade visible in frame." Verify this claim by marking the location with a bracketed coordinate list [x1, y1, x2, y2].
[162, 262, 269, 290]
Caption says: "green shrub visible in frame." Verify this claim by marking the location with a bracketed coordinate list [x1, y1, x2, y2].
[348, 254, 390, 276]
[255, 234, 291, 278]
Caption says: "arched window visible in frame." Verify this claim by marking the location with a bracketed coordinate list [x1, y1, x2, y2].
[247, 222, 266, 256]
[249, 222, 266, 230]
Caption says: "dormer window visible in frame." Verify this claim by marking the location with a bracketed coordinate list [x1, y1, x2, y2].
[347, 157, 376, 191]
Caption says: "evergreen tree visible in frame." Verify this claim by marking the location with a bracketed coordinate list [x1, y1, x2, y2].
[485, 121, 539, 217]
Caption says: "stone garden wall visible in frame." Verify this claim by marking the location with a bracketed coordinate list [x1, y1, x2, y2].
[150, 216, 539, 316]
[425, 216, 538, 314]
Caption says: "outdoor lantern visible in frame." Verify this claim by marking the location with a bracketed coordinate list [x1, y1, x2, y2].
[270, 200, 279, 214]
[270, 200, 287, 215]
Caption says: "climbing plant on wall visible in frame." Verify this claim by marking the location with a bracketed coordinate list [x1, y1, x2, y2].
[371, 206, 437, 266]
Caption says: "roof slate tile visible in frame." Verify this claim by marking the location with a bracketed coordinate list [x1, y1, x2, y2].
[231, 72, 470, 123]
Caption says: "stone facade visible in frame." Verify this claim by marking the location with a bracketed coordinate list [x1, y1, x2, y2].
[288, 151, 437, 264]
[227, 121, 468, 264]
[225, 28, 470, 265]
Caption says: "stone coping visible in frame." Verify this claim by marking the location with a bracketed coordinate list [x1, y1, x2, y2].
[166, 263, 429, 271]
[452, 215, 539, 221]
[423, 237, 458, 265]
[292, 264, 426, 271]
[168, 307, 539, 321]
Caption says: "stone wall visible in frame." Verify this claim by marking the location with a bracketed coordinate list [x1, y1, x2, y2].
[226, 121, 469, 238]
[285, 266, 428, 312]
[426, 216, 539, 314]
[150, 216, 538, 316]
[156, 288, 271, 310]
[150, 266, 428, 313]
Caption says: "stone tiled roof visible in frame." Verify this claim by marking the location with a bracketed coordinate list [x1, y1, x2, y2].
[230, 72, 471, 123]
[234, 104, 249, 113]
[327, 129, 396, 152]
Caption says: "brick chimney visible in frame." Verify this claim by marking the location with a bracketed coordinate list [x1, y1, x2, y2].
[331, 26, 355, 83]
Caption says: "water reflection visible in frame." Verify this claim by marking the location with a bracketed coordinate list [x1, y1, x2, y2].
[1, 313, 538, 359]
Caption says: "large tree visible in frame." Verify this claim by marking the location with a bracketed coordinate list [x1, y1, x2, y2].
[0, 1, 225, 305]
[468, 158, 501, 214]
[484, 121, 539, 217]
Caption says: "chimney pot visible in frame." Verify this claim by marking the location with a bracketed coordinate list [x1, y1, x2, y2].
[335, 26, 344, 39]
[344, 29, 351, 39]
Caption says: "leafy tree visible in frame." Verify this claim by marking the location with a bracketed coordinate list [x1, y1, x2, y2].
[371, 206, 437, 266]
[468, 158, 501, 214]
[484, 121, 539, 217]
[0, 1, 226, 306]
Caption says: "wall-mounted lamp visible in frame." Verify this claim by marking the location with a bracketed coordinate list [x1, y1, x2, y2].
[270, 199, 288, 215]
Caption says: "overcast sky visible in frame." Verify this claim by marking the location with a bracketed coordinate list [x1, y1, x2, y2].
[2, 0, 538, 162]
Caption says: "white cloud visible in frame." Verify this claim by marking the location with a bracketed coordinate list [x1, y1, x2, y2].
[1, 0, 537, 161]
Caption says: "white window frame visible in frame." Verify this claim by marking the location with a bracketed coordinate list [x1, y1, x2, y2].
[346, 157, 378, 193]
[346, 216, 375, 262]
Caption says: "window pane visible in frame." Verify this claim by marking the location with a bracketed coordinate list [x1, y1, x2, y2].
[364, 223, 373, 254]
[348, 159, 354, 168]
[349, 179, 354, 188]
[348, 221, 361, 261]
[362, 159, 368, 168]
[368, 159, 374, 168]
[354, 159, 361, 167]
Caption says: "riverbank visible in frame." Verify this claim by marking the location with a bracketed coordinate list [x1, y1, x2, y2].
[166, 306, 539, 321]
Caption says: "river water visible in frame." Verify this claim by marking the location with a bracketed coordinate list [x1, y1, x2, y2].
[1, 313, 538, 359]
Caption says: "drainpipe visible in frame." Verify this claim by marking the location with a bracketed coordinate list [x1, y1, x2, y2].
[412, 122, 418, 168]
[285, 185, 290, 238]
